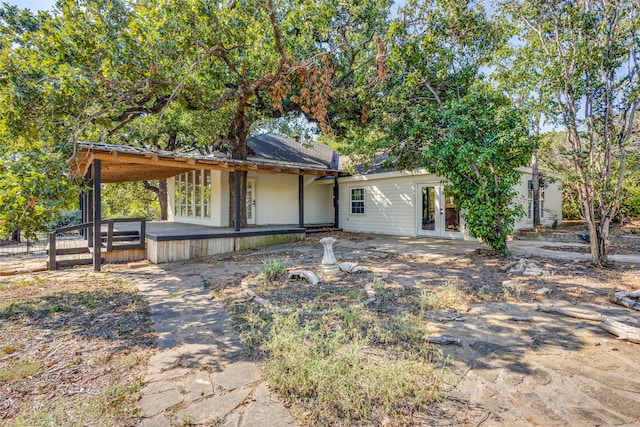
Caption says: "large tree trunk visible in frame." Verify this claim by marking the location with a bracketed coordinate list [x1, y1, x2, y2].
[229, 170, 248, 228]
[532, 149, 541, 230]
[532, 119, 541, 230]
[143, 179, 168, 220]
[227, 101, 250, 228]
[158, 179, 168, 220]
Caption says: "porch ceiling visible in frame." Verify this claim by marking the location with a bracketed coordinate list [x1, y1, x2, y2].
[72, 143, 343, 183]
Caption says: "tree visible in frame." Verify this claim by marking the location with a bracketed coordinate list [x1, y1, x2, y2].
[1, 0, 389, 230]
[102, 181, 161, 219]
[333, 0, 533, 254]
[501, 0, 640, 265]
[0, 141, 75, 239]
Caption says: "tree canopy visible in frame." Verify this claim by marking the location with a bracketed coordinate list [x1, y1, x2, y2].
[0, 0, 389, 232]
[332, 0, 533, 254]
[500, 0, 640, 265]
[2, 0, 637, 264]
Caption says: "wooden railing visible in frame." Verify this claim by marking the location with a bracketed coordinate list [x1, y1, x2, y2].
[49, 218, 146, 271]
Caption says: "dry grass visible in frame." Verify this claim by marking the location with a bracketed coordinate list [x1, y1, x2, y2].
[214, 271, 448, 426]
[0, 271, 155, 426]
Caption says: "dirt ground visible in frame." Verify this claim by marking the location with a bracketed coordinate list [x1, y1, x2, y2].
[0, 269, 155, 425]
[208, 233, 640, 426]
[2, 231, 640, 426]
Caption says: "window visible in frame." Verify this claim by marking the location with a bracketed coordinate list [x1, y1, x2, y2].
[350, 188, 365, 214]
[194, 170, 202, 217]
[174, 171, 212, 219]
[527, 179, 546, 219]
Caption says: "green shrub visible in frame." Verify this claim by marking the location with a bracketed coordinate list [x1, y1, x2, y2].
[47, 209, 81, 230]
[260, 258, 286, 283]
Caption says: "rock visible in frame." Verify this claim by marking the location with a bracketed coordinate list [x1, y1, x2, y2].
[508, 259, 526, 274]
[523, 265, 544, 276]
[536, 287, 553, 296]
[501, 261, 518, 272]
[509, 259, 544, 276]
[128, 260, 150, 269]
[338, 262, 356, 273]
[338, 262, 370, 273]
[288, 270, 321, 285]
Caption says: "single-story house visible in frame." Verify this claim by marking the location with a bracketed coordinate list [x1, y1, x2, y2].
[165, 134, 562, 238]
[66, 134, 561, 269]
[338, 164, 562, 239]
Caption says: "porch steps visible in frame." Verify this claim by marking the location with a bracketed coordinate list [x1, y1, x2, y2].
[55, 257, 104, 269]
[305, 225, 343, 234]
[101, 230, 140, 241]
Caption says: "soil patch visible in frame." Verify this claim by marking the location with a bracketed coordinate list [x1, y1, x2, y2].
[0, 270, 155, 425]
[205, 234, 640, 426]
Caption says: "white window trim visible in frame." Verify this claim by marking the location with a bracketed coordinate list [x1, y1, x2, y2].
[174, 170, 212, 219]
[350, 187, 366, 215]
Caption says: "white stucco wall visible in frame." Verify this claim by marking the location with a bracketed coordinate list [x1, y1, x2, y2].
[304, 178, 335, 224]
[169, 170, 333, 227]
[248, 172, 297, 224]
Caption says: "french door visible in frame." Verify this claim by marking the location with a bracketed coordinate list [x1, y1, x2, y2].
[246, 179, 256, 225]
[418, 184, 462, 238]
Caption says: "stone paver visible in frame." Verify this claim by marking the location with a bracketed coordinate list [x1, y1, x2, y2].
[214, 360, 261, 391]
[137, 386, 183, 417]
[132, 261, 296, 426]
[175, 387, 250, 424]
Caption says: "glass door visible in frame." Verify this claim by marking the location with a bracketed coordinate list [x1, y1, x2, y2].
[419, 185, 440, 236]
[442, 186, 461, 238]
[418, 184, 462, 237]
[246, 179, 256, 225]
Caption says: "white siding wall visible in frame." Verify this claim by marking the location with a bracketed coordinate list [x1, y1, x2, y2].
[513, 171, 563, 230]
[338, 169, 561, 238]
[304, 178, 335, 224]
[250, 172, 299, 225]
[338, 174, 421, 236]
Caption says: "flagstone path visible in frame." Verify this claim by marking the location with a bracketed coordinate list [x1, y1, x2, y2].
[131, 261, 295, 427]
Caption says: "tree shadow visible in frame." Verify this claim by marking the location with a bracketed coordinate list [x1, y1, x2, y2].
[0, 285, 156, 352]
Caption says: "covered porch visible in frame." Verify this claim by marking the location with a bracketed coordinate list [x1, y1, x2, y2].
[68, 142, 343, 271]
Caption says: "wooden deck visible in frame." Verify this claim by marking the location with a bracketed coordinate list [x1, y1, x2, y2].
[143, 222, 306, 263]
[49, 221, 316, 267]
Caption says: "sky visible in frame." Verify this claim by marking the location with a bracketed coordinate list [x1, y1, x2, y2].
[6, 0, 56, 11]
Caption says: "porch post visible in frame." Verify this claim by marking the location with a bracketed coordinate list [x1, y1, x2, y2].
[298, 174, 304, 228]
[93, 159, 102, 272]
[333, 177, 339, 228]
[79, 191, 85, 237]
[234, 170, 241, 232]
[87, 187, 94, 246]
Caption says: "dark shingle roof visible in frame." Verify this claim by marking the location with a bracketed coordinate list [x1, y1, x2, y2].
[248, 134, 338, 169]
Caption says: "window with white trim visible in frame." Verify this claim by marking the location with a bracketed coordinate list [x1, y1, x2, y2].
[174, 170, 212, 219]
[350, 188, 365, 214]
